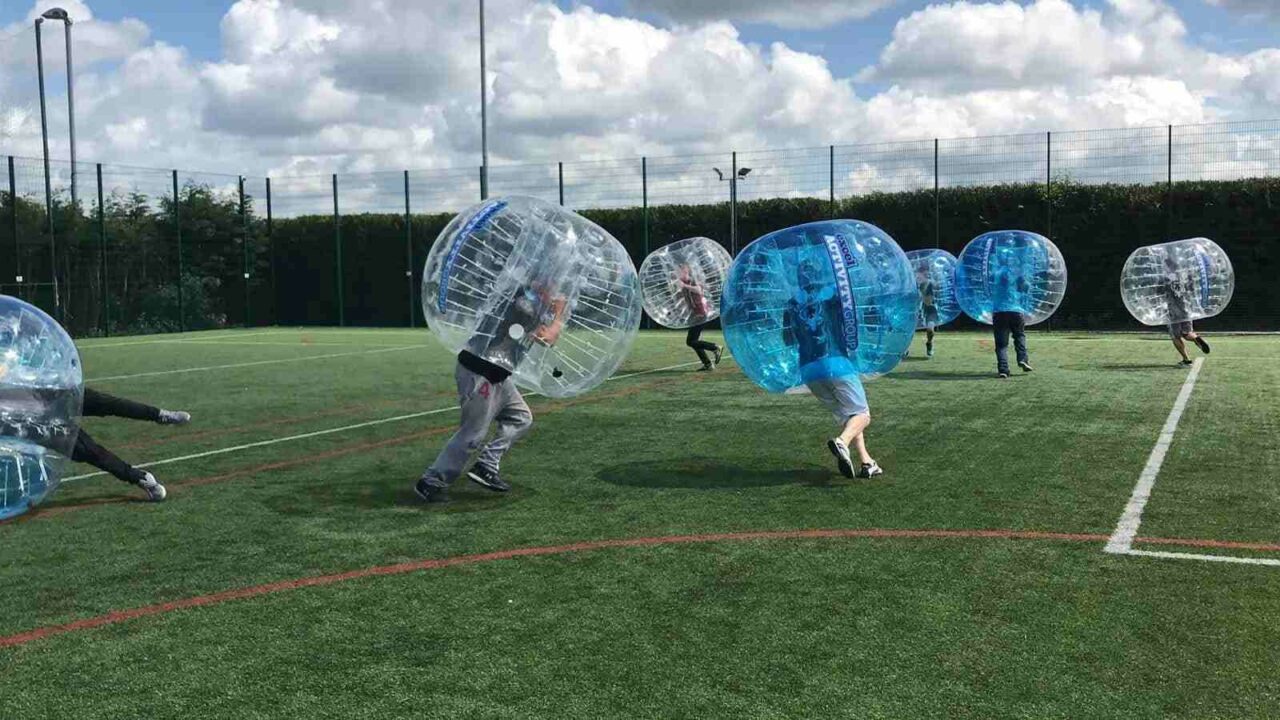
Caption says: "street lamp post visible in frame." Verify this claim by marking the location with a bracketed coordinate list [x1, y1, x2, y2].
[714, 165, 752, 255]
[37, 8, 76, 207]
[479, 0, 488, 200]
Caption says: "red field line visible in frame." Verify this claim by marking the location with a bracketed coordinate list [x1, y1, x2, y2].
[0, 528, 1108, 649]
[3, 526, 1278, 649]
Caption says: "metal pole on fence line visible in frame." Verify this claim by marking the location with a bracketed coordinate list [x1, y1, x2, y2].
[829, 145, 835, 218]
[61, 16, 77, 208]
[1166, 124, 1173, 241]
[96, 163, 107, 335]
[730, 151, 738, 256]
[333, 173, 344, 327]
[933, 138, 940, 248]
[7, 157, 17, 294]
[1045, 131, 1052, 240]
[642, 156, 649, 331]
[479, 0, 489, 200]
[404, 169, 414, 328]
[239, 176, 250, 327]
[266, 177, 275, 324]
[558, 162, 564, 206]
[34, 18, 60, 317]
[173, 169, 185, 332]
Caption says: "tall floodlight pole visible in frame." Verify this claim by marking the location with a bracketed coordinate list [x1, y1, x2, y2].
[479, 0, 489, 199]
[34, 15, 59, 316]
[38, 8, 76, 207]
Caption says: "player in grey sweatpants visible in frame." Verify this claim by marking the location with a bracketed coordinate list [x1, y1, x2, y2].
[419, 361, 532, 496]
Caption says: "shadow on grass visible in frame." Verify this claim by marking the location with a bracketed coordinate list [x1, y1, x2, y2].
[597, 457, 835, 490]
[890, 369, 996, 381]
[1063, 363, 1184, 372]
[272, 476, 536, 515]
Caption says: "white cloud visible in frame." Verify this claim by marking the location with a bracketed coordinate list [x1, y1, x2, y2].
[0, 0, 1275, 209]
[627, 0, 900, 29]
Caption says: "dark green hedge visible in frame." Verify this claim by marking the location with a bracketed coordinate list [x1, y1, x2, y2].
[3, 175, 1276, 335]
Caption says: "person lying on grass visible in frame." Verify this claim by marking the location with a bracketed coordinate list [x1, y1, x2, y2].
[784, 259, 883, 479]
[415, 281, 568, 504]
[73, 388, 191, 501]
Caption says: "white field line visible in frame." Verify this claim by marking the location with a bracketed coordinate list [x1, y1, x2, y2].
[1104, 358, 1204, 554]
[79, 330, 283, 349]
[1113, 548, 1280, 568]
[88, 346, 429, 382]
[64, 360, 702, 483]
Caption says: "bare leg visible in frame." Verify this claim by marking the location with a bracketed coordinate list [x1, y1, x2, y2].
[837, 413, 872, 463]
[1172, 336, 1190, 362]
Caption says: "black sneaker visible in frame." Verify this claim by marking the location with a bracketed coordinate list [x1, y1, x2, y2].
[697, 363, 714, 372]
[827, 438, 855, 479]
[1018, 361, 1033, 373]
[712, 346, 723, 367]
[1180, 358, 1194, 366]
[1193, 336, 1211, 354]
[467, 464, 510, 492]
[998, 371, 1010, 379]
[414, 476, 449, 503]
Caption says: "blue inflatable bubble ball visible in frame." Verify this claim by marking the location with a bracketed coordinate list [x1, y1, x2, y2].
[905, 249, 961, 329]
[0, 295, 83, 520]
[639, 237, 733, 329]
[422, 196, 643, 399]
[721, 220, 919, 393]
[956, 230, 1067, 325]
[1120, 238, 1234, 327]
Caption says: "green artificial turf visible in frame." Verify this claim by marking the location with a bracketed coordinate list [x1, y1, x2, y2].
[1, 327, 1277, 718]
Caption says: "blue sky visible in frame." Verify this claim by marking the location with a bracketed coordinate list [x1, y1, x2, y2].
[5, 0, 1274, 87]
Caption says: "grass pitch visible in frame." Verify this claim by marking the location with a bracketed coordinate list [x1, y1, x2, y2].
[1, 327, 1278, 718]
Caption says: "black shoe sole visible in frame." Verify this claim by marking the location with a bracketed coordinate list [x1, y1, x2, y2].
[414, 482, 449, 503]
[467, 471, 510, 493]
[827, 440, 855, 479]
[1194, 338, 1211, 354]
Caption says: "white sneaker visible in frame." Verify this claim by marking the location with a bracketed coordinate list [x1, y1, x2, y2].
[856, 461, 884, 478]
[827, 438, 855, 478]
[157, 410, 191, 425]
[138, 472, 167, 502]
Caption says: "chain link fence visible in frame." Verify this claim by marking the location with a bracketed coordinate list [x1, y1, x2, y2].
[2, 119, 1277, 336]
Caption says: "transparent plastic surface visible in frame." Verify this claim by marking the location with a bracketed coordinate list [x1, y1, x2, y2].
[721, 220, 918, 393]
[0, 295, 83, 520]
[421, 197, 643, 398]
[905, 249, 961, 329]
[639, 237, 733, 329]
[956, 230, 1067, 325]
[1120, 238, 1234, 326]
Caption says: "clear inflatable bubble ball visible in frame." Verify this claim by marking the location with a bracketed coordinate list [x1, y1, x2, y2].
[721, 219, 918, 393]
[905, 249, 961, 329]
[421, 196, 643, 398]
[1120, 238, 1234, 326]
[0, 295, 83, 520]
[639, 237, 733, 329]
[956, 230, 1067, 325]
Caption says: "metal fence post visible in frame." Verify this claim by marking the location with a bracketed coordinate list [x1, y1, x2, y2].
[933, 139, 940, 248]
[730, 151, 738, 256]
[333, 173, 344, 326]
[829, 145, 835, 218]
[7, 157, 16, 296]
[404, 169, 414, 328]
[239, 176, 250, 327]
[479, 166, 485, 201]
[173, 169, 185, 332]
[97, 163, 108, 336]
[1166, 124, 1174, 241]
[1046, 131, 1052, 240]
[266, 177, 275, 325]
[558, 162, 564, 206]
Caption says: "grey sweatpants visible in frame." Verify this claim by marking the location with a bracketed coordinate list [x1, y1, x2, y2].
[423, 363, 533, 486]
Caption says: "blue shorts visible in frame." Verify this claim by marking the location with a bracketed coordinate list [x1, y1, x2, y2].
[805, 376, 869, 425]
